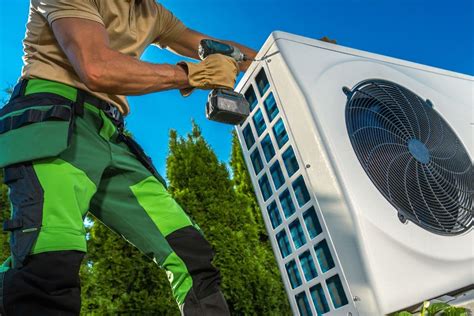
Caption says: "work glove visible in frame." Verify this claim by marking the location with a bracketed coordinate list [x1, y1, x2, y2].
[177, 54, 239, 97]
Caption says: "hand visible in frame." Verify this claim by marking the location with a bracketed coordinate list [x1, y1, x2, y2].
[177, 54, 239, 96]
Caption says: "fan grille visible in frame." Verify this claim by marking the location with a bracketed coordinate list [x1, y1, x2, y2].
[345, 79, 473, 236]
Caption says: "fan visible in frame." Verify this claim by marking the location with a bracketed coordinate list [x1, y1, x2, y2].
[344, 79, 473, 236]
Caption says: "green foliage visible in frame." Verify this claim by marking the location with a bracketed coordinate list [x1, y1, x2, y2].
[167, 123, 291, 315]
[423, 302, 468, 316]
[0, 170, 10, 263]
[441, 306, 469, 316]
[394, 301, 469, 316]
[230, 131, 266, 239]
[1, 89, 11, 263]
[229, 130, 290, 310]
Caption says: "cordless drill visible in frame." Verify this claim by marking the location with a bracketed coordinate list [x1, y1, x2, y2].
[198, 39, 251, 125]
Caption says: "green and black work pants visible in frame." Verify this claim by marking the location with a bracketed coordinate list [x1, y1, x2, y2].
[0, 79, 230, 315]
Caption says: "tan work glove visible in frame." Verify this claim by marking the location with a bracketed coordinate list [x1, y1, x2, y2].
[177, 54, 239, 97]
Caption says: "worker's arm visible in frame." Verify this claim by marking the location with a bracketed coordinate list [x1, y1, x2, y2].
[167, 28, 257, 72]
[51, 18, 190, 95]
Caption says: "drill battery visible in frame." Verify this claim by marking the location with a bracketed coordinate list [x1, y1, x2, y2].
[205, 89, 250, 125]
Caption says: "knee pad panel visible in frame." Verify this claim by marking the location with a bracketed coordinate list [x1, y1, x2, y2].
[166, 226, 221, 300]
[1, 251, 84, 315]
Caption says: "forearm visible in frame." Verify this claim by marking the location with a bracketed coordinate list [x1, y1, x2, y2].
[80, 48, 189, 95]
[51, 18, 190, 95]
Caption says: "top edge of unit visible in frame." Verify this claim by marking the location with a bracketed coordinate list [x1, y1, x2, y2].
[255, 31, 473, 81]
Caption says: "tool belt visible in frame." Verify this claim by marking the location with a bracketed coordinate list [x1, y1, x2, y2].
[0, 79, 165, 186]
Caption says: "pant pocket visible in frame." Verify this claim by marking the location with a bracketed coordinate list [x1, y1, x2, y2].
[0, 93, 77, 168]
[2, 164, 44, 269]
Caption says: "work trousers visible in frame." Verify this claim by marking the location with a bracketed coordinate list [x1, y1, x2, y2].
[0, 79, 230, 315]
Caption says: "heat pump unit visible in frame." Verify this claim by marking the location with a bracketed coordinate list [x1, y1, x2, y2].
[235, 31, 473, 315]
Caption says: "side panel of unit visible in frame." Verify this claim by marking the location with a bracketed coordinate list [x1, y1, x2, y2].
[236, 41, 372, 315]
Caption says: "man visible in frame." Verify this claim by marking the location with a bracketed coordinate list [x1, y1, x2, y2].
[0, 0, 256, 315]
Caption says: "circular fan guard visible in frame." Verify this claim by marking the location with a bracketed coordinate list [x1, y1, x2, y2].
[344, 79, 473, 236]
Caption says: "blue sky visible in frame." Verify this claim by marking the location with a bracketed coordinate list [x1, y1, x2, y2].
[0, 0, 473, 178]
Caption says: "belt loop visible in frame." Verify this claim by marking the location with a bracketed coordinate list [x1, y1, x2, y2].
[74, 90, 85, 116]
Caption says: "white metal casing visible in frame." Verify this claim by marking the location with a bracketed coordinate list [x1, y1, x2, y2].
[235, 31, 474, 315]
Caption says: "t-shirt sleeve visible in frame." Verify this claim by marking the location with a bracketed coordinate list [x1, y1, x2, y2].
[32, 0, 104, 26]
[153, 2, 187, 48]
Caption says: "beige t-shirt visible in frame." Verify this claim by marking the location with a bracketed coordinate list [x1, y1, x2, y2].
[22, 0, 187, 115]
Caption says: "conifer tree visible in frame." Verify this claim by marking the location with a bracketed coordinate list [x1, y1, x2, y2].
[0, 170, 9, 262]
[1, 89, 12, 262]
[229, 130, 290, 313]
[230, 131, 266, 239]
[167, 123, 291, 315]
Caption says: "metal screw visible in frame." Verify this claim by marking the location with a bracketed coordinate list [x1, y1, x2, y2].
[348, 313, 353, 316]
[305, 164, 311, 169]
[398, 213, 408, 224]
[267, 59, 272, 63]
[353, 296, 361, 302]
